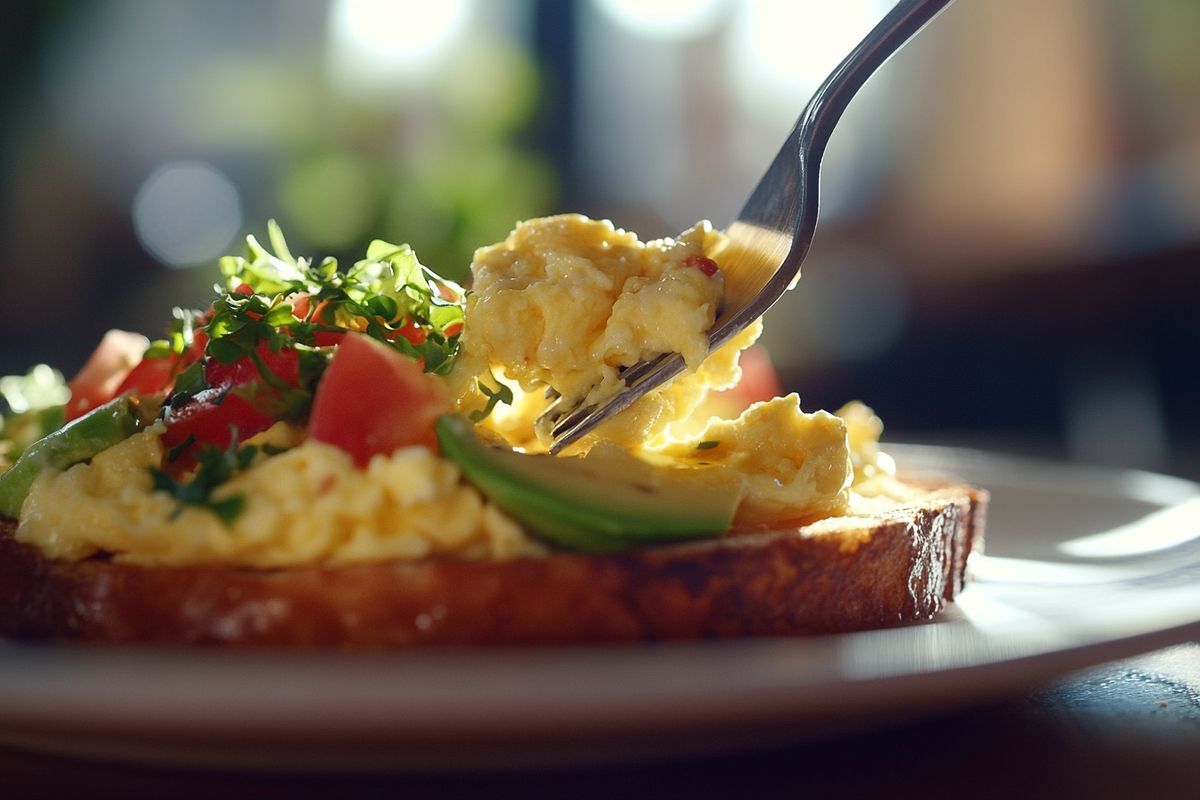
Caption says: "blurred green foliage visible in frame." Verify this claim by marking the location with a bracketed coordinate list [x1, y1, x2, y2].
[183, 28, 555, 282]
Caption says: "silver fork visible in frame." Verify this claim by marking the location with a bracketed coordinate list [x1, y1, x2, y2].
[542, 0, 953, 454]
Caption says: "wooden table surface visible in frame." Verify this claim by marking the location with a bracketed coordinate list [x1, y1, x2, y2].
[2, 642, 1196, 799]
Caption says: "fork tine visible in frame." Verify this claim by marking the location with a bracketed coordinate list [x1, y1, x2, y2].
[546, 352, 684, 453]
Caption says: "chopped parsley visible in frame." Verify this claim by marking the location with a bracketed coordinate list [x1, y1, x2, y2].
[149, 432, 261, 525]
[695, 440, 719, 450]
[470, 377, 515, 422]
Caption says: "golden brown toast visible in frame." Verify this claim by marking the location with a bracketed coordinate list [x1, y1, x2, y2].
[0, 481, 985, 647]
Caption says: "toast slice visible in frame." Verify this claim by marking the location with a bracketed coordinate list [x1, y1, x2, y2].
[0, 481, 985, 647]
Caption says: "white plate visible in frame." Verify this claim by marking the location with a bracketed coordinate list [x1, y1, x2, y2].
[0, 445, 1198, 771]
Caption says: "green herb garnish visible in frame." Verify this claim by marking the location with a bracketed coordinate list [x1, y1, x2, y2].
[213, 221, 466, 377]
[141, 223, 460, 447]
[167, 361, 207, 409]
[469, 378, 515, 422]
[145, 306, 200, 360]
[695, 440, 719, 450]
[149, 432, 260, 525]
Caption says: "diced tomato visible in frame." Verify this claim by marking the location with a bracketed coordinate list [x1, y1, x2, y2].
[290, 293, 313, 320]
[312, 330, 346, 347]
[290, 294, 346, 347]
[390, 319, 426, 346]
[114, 354, 179, 398]
[682, 255, 720, 277]
[66, 330, 151, 420]
[161, 341, 302, 470]
[205, 341, 301, 389]
[160, 386, 277, 472]
[290, 293, 328, 323]
[114, 328, 209, 400]
[202, 356, 252, 389]
[309, 333, 448, 466]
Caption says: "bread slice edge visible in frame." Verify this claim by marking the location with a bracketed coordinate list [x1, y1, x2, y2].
[0, 480, 987, 647]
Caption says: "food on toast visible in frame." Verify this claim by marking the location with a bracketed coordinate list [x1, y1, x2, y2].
[0, 481, 983, 645]
[0, 215, 986, 646]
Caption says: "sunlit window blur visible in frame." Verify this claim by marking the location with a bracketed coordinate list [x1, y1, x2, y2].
[1, 0, 1197, 478]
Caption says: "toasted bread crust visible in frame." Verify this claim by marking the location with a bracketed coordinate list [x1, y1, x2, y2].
[0, 485, 985, 647]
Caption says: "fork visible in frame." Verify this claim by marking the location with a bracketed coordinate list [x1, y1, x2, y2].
[542, 0, 954, 454]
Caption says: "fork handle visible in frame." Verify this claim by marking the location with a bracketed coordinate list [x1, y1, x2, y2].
[742, 0, 953, 240]
[800, 0, 953, 165]
[792, 0, 950, 195]
[718, 0, 954, 371]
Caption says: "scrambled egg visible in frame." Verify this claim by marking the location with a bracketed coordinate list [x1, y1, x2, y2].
[451, 214, 731, 450]
[453, 213, 861, 525]
[17, 426, 542, 567]
[16, 214, 890, 567]
[655, 396, 852, 526]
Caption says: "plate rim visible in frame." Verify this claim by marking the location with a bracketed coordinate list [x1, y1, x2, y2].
[0, 444, 1198, 769]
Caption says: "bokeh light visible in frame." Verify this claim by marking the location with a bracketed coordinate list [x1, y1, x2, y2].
[132, 162, 242, 269]
[592, 0, 727, 41]
[440, 38, 540, 134]
[279, 153, 382, 252]
[733, 0, 889, 97]
[328, 0, 473, 95]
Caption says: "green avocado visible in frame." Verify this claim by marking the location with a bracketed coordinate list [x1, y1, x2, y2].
[0, 396, 145, 520]
[435, 414, 741, 552]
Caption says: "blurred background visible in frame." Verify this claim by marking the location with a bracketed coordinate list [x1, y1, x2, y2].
[1, 0, 1197, 478]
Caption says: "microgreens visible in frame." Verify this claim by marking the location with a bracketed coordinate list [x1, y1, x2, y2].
[144, 307, 200, 361]
[204, 292, 298, 366]
[214, 220, 466, 376]
[141, 222, 465, 435]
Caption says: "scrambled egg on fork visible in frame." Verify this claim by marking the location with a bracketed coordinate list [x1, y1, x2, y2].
[450, 213, 886, 528]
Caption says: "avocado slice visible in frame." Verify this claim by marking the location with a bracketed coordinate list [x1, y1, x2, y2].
[435, 414, 741, 552]
[0, 396, 145, 520]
